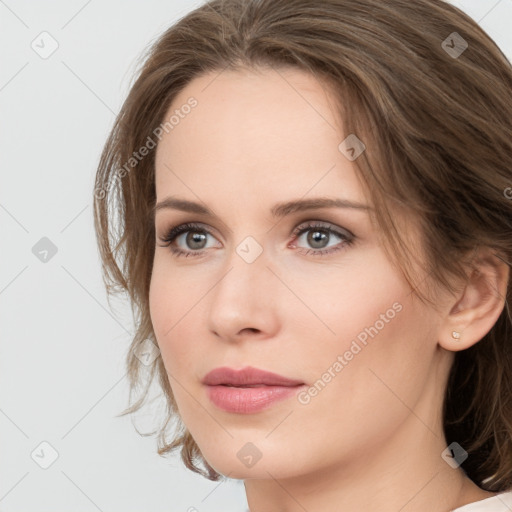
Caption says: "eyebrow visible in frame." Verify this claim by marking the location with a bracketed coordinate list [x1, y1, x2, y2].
[153, 196, 372, 220]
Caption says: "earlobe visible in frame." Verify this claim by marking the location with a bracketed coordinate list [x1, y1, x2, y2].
[438, 249, 510, 352]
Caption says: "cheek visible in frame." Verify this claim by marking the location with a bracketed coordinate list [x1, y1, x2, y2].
[148, 262, 189, 365]
[296, 247, 437, 411]
[148, 262, 168, 344]
[148, 257, 211, 384]
[289, 293, 438, 470]
[310, 291, 437, 411]
[293, 245, 408, 354]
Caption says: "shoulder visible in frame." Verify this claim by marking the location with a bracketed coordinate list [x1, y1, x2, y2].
[451, 491, 512, 512]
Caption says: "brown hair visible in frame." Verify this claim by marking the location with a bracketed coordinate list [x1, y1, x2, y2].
[93, 0, 512, 489]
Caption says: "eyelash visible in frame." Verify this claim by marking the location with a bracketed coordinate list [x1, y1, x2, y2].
[158, 221, 355, 259]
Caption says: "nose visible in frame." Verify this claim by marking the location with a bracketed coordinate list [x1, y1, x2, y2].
[206, 242, 281, 343]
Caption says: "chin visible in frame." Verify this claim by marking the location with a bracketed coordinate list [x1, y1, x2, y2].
[199, 444, 305, 481]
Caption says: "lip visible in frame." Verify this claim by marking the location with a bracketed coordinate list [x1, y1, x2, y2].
[202, 366, 306, 414]
[202, 366, 304, 387]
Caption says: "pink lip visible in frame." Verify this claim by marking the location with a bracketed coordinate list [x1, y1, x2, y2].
[202, 366, 306, 414]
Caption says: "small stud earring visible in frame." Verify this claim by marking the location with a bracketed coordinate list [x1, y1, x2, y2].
[452, 331, 461, 340]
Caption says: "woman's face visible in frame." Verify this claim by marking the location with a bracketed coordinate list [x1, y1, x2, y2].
[149, 66, 452, 480]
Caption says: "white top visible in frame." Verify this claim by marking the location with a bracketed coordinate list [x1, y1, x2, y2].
[241, 490, 512, 512]
[451, 491, 512, 511]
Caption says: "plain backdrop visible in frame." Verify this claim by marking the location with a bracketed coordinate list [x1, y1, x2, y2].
[1, 1, 511, 511]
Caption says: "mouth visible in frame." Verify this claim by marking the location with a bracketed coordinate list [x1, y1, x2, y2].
[201, 366, 306, 414]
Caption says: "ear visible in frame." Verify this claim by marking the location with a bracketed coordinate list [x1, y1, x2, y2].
[438, 248, 510, 352]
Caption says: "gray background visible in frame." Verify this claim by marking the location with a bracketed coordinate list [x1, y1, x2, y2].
[1, 1, 511, 511]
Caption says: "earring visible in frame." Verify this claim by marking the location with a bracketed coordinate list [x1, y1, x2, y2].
[452, 331, 461, 340]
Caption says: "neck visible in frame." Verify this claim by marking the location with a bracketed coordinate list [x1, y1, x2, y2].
[243, 400, 492, 512]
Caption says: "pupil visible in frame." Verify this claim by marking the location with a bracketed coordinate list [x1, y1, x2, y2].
[309, 230, 327, 248]
[188, 232, 206, 249]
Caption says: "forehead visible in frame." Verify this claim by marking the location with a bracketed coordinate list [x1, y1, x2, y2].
[154, 66, 367, 207]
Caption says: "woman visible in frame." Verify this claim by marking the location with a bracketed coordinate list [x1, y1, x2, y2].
[93, 0, 512, 510]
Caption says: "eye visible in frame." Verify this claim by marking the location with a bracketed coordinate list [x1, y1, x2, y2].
[290, 221, 354, 256]
[157, 220, 355, 258]
[157, 222, 219, 258]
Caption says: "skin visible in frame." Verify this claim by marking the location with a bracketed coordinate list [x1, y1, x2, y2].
[149, 66, 509, 512]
